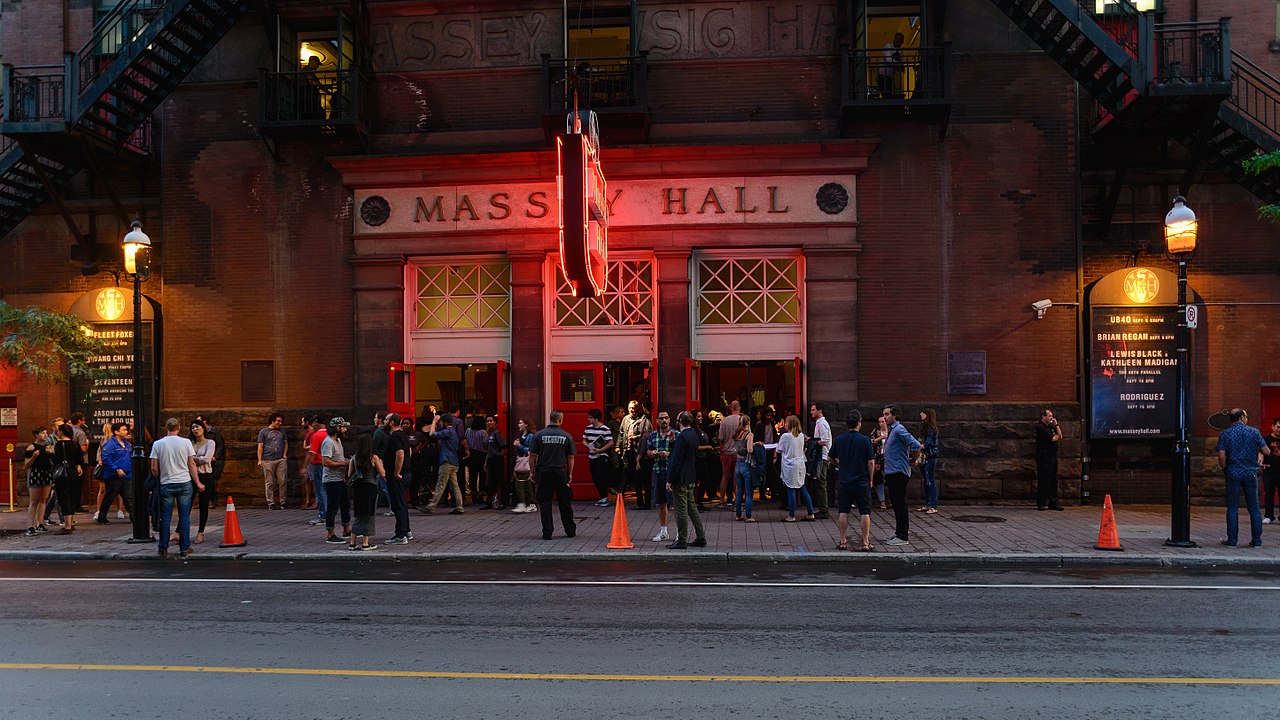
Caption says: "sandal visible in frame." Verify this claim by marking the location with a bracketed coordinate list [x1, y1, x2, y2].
[860, 544, 875, 552]
[782, 517, 797, 523]
[916, 506, 930, 512]
[801, 515, 816, 522]
[837, 540, 848, 551]
[925, 508, 939, 515]
[735, 516, 744, 522]
[745, 517, 757, 523]
[877, 503, 887, 510]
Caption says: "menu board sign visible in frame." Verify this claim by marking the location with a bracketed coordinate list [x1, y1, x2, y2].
[1089, 305, 1179, 438]
[69, 323, 156, 433]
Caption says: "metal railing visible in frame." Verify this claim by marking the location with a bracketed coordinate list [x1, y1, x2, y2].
[1152, 20, 1230, 85]
[0, 64, 68, 122]
[1228, 53, 1280, 144]
[77, 0, 166, 93]
[1078, 0, 1144, 59]
[843, 45, 950, 104]
[543, 55, 647, 111]
[260, 68, 363, 126]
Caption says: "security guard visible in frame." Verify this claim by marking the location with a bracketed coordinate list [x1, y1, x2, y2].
[529, 409, 577, 540]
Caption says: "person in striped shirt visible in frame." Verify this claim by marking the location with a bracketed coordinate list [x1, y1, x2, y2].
[583, 409, 615, 507]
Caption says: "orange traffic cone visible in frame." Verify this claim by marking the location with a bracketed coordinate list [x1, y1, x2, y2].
[1094, 494, 1123, 551]
[606, 493, 634, 549]
[218, 495, 247, 548]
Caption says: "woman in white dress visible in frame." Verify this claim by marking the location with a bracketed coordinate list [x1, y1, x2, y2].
[777, 415, 816, 522]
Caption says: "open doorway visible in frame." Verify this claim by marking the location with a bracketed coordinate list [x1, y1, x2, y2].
[552, 360, 654, 499]
[695, 360, 800, 421]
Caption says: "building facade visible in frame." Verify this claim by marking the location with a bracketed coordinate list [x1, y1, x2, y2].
[0, 0, 1277, 506]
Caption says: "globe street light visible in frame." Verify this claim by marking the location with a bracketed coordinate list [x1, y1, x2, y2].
[122, 220, 152, 544]
[1164, 196, 1196, 548]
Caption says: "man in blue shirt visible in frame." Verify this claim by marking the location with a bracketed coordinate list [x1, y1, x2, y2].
[424, 413, 465, 515]
[1215, 408, 1271, 547]
[828, 410, 876, 552]
[881, 405, 921, 546]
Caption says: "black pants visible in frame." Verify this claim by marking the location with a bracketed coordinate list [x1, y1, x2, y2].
[589, 456, 612, 500]
[886, 471, 910, 540]
[324, 481, 351, 531]
[96, 474, 134, 520]
[54, 468, 80, 517]
[1264, 471, 1279, 520]
[625, 454, 650, 507]
[388, 474, 410, 538]
[196, 473, 216, 533]
[536, 469, 576, 539]
[485, 456, 507, 506]
[1036, 458, 1059, 508]
[465, 454, 486, 503]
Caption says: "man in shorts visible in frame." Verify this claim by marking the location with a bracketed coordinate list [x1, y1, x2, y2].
[828, 410, 876, 552]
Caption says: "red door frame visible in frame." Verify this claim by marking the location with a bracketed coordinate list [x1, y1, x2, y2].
[496, 360, 510, 439]
[551, 362, 605, 499]
[387, 362, 416, 416]
[685, 358, 701, 412]
[793, 356, 803, 418]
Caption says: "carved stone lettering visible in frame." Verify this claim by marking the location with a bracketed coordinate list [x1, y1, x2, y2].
[635, 2, 838, 59]
[370, 12, 555, 70]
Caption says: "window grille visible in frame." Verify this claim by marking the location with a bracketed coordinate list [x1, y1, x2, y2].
[697, 257, 801, 325]
[414, 263, 510, 330]
[555, 258, 654, 327]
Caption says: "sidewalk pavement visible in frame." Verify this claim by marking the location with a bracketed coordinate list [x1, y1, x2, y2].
[1, 497, 1276, 566]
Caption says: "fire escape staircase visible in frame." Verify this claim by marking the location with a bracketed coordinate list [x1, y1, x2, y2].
[0, 0, 250, 244]
[989, 0, 1280, 206]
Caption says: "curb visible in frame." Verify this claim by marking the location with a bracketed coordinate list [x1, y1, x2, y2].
[2, 549, 1279, 569]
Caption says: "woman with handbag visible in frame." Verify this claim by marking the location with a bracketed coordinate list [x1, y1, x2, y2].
[51, 424, 82, 534]
[731, 419, 756, 522]
[22, 427, 54, 536]
[777, 415, 816, 522]
[917, 409, 940, 514]
[511, 418, 537, 513]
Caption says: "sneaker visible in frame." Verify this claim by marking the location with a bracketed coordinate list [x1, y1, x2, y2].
[449, 508, 465, 515]
[116, 510, 126, 519]
[360, 544, 379, 551]
[513, 503, 527, 513]
[527, 504, 538, 513]
[384, 536, 409, 545]
[279, 504, 287, 510]
[308, 518, 323, 526]
[34, 525, 49, 533]
[24, 528, 36, 537]
[885, 536, 911, 546]
[91, 512, 100, 521]
[179, 548, 193, 558]
[653, 527, 670, 542]
[383, 511, 395, 517]
[267, 503, 277, 511]
[420, 506, 435, 514]
[1265, 518, 1274, 525]
[595, 498, 610, 507]
[325, 536, 345, 544]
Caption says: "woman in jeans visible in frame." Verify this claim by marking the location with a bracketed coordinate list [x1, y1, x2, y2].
[731, 420, 756, 522]
[348, 432, 383, 551]
[483, 416, 507, 510]
[511, 419, 537, 513]
[871, 415, 888, 509]
[777, 415, 815, 522]
[190, 420, 217, 543]
[464, 416, 488, 505]
[917, 408, 940, 514]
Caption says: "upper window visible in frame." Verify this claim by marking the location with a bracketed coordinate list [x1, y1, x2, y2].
[567, 1, 634, 58]
[697, 258, 801, 326]
[555, 258, 654, 327]
[414, 263, 511, 330]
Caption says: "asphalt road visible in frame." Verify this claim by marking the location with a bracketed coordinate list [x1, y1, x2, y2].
[1, 560, 1277, 719]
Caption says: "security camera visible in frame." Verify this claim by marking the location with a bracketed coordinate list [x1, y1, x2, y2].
[1031, 299, 1052, 319]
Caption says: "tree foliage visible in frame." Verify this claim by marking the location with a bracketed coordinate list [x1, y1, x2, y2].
[1243, 150, 1280, 222]
[0, 301, 109, 384]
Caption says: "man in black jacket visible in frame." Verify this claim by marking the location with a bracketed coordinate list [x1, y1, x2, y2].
[665, 411, 707, 549]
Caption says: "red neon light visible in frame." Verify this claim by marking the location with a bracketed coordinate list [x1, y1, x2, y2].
[557, 133, 608, 299]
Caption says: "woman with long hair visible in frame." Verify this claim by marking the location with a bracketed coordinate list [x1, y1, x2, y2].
[22, 427, 54, 536]
[511, 418, 538, 513]
[777, 415, 815, 522]
[917, 408, 940, 514]
[464, 415, 488, 505]
[731, 418, 756, 522]
[871, 415, 889, 510]
[190, 420, 217, 543]
[51, 424, 82, 534]
[349, 432, 384, 550]
[412, 412, 438, 507]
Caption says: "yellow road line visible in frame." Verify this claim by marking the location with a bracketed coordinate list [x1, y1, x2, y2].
[0, 664, 1276, 685]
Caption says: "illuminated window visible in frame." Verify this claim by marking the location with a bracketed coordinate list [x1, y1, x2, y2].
[555, 258, 654, 327]
[1094, 0, 1161, 12]
[414, 263, 510, 330]
[697, 258, 801, 326]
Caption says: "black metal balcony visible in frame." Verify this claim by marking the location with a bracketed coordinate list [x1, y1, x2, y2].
[259, 67, 365, 129]
[1148, 20, 1232, 97]
[840, 45, 951, 133]
[541, 54, 650, 144]
[1, 63, 70, 131]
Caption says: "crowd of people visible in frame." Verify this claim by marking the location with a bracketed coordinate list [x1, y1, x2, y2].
[22, 402, 1278, 555]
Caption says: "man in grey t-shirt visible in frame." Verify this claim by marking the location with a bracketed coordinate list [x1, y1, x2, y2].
[149, 417, 202, 559]
[320, 417, 351, 542]
[257, 413, 289, 509]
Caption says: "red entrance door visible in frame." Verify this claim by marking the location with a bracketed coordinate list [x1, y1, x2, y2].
[1261, 386, 1280, 432]
[552, 363, 604, 499]
[0, 395, 15, 508]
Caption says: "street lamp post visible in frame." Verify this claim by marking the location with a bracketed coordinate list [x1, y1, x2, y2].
[122, 220, 152, 544]
[1164, 196, 1197, 548]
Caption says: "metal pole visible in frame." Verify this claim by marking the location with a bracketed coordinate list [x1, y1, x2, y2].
[1166, 256, 1196, 547]
[127, 272, 150, 543]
